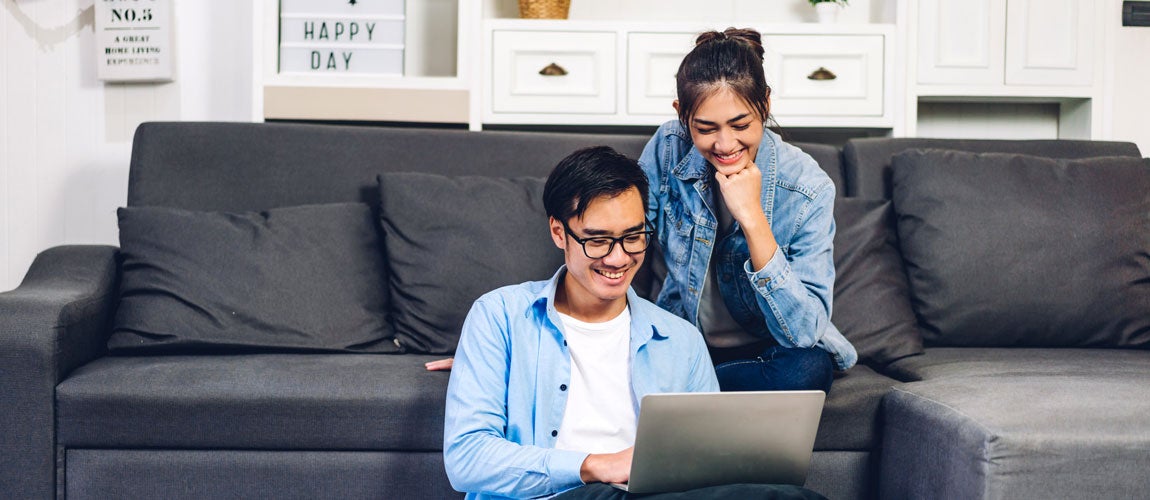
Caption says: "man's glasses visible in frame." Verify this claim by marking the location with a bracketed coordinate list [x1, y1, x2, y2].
[562, 221, 654, 259]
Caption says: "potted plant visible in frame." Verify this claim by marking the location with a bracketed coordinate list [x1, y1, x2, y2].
[810, 0, 848, 23]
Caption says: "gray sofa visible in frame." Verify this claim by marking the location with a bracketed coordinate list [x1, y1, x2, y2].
[0, 121, 1146, 500]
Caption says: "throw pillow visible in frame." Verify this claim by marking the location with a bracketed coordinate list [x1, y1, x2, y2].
[891, 149, 1150, 348]
[831, 198, 924, 366]
[377, 173, 564, 354]
[110, 203, 397, 354]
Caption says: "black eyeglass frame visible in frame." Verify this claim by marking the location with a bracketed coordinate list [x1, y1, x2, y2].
[562, 220, 656, 259]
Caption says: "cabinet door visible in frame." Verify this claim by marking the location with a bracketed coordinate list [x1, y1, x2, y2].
[1004, 0, 1094, 86]
[764, 35, 885, 117]
[627, 32, 695, 116]
[491, 31, 616, 114]
[917, 0, 1007, 85]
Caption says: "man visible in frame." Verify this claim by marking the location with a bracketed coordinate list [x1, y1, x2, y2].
[442, 147, 825, 500]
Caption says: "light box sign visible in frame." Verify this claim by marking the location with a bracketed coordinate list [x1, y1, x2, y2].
[279, 0, 406, 75]
[95, 0, 175, 82]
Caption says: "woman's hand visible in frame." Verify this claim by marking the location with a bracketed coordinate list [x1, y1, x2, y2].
[425, 358, 454, 371]
[714, 163, 767, 229]
[714, 163, 778, 271]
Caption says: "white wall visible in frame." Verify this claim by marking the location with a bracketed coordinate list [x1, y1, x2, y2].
[2, 0, 1147, 292]
[0, 0, 253, 291]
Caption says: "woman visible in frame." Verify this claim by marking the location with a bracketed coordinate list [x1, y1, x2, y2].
[639, 28, 856, 392]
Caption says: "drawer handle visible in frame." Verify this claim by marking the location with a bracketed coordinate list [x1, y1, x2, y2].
[807, 67, 837, 81]
[539, 63, 568, 76]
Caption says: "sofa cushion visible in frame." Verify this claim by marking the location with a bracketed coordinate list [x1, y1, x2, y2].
[377, 173, 564, 354]
[881, 373, 1150, 499]
[56, 354, 450, 450]
[842, 137, 1142, 198]
[814, 364, 897, 451]
[884, 347, 1150, 382]
[891, 150, 1150, 348]
[110, 204, 397, 354]
[831, 199, 923, 366]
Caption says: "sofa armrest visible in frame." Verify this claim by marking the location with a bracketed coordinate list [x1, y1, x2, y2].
[0, 245, 119, 498]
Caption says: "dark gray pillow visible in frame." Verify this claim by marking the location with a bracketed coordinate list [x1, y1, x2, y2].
[378, 173, 564, 354]
[832, 198, 924, 366]
[891, 149, 1150, 347]
[110, 203, 397, 354]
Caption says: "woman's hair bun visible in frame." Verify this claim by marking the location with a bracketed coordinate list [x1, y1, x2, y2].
[694, 27, 764, 62]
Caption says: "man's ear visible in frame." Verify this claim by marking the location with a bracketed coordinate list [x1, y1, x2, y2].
[549, 217, 566, 250]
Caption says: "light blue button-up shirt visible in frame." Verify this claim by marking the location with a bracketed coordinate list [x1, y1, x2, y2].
[443, 267, 719, 499]
[639, 120, 858, 371]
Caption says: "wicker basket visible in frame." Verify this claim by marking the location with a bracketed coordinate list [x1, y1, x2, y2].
[519, 0, 571, 19]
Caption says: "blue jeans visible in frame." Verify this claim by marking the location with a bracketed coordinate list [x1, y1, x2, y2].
[711, 344, 834, 393]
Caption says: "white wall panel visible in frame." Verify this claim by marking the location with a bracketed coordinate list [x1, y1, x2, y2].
[0, 0, 254, 292]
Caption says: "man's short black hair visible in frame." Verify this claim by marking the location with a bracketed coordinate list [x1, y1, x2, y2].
[543, 146, 650, 224]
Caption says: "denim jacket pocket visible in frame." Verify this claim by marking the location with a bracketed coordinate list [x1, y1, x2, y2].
[661, 202, 694, 267]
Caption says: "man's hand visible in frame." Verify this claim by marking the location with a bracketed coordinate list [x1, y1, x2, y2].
[579, 447, 633, 485]
[713, 163, 767, 228]
[425, 358, 454, 371]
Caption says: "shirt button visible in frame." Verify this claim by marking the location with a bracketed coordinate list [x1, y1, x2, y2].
[551, 430, 558, 437]
[560, 384, 567, 391]
[563, 340, 568, 346]
[757, 278, 770, 287]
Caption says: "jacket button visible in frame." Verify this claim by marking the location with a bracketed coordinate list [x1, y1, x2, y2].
[551, 430, 558, 437]
[560, 384, 567, 391]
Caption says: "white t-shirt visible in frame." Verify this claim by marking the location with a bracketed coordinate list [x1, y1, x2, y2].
[553, 307, 636, 454]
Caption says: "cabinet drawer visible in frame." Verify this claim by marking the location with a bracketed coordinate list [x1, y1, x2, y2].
[491, 31, 616, 114]
[627, 32, 695, 116]
[764, 35, 884, 117]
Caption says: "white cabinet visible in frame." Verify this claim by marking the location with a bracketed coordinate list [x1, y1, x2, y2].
[491, 31, 617, 114]
[917, 0, 1095, 88]
[484, 22, 895, 128]
[763, 34, 886, 117]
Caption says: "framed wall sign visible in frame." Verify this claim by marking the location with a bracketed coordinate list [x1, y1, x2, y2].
[95, 0, 175, 82]
[279, 0, 406, 75]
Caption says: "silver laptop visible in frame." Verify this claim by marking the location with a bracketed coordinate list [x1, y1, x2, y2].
[615, 390, 825, 494]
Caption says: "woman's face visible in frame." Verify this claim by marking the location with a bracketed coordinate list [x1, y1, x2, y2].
[682, 87, 764, 177]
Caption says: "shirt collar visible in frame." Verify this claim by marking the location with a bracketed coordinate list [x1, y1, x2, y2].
[528, 265, 668, 342]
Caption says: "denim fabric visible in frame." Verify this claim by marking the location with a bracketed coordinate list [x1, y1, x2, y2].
[713, 346, 835, 393]
[443, 267, 719, 500]
[639, 120, 858, 371]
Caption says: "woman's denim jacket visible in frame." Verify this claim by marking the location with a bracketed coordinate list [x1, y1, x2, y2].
[639, 120, 857, 371]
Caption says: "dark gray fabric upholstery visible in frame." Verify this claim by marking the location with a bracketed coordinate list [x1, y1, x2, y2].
[891, 151, 1150, 348]
[57, 354, 450, 450]
[111, 203, 397, 354]
[65, 449, 461, 500]
[128, 122, 653, 212]
[884, 347, 1150, 382]
[378, 174, 562, 354]
[842, 137, 1142, 198]
[831, 199, 922, 366]
[0, 245, 119, 499]
[881, 374, 1150, 499]
[791, 141, 846, 195]
[814, 364, 897, 451]
[805, 451, 876, 500]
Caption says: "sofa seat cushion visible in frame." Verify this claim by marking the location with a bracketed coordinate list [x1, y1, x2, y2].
[815, 364, 898, 451]
[881, 374, 1150, 499]
[56, 354, 450, 450]
[884, 347, 1150, 382]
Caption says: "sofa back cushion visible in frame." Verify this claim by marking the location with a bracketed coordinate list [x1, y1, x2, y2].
[843, 138, 1142, 199]
[377, 173, 563, 354]
[110, 203, 398, 354]
[128, 122, 652, 212]
[831, 199, 923, 365]
[891, 149, 1150, 348]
